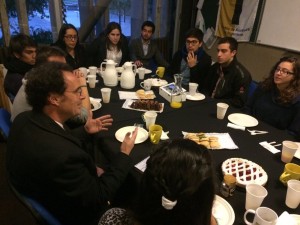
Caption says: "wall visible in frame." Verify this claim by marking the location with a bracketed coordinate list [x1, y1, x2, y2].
[205, 42, 300, 82]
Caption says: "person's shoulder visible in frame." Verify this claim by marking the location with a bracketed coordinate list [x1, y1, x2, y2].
[99, 208, 133, 225]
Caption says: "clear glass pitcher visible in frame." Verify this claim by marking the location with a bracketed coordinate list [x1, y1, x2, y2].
[170, 74, 183, 108]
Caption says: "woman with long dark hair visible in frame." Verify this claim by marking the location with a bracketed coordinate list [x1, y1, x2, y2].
[86, 22, 130, 67]
[52, 23, 86, 69]
[245, 56, 300, 140]
[99, 139, 218, 225]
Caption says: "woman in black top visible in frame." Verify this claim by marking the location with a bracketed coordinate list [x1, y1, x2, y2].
[52, 23, 86, 69]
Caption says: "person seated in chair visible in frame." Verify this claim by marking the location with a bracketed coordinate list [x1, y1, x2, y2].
[6, 62, 138, 225]
[11, 46, 91, 128]
[4, 33, 37, 102]
[202, 37, 252, 108]
[129, 21, 169, 71]
[244, 56, 300, 140]
[167, 28, 211, 86]
[99, 139, 218, 225]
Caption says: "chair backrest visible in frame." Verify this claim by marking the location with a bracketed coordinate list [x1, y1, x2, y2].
[8, 181, 62, 225]
[248, 80, 258, 98]
[0, 108, 12, 140]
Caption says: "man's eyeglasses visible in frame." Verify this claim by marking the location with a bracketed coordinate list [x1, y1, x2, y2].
[65, 86, 85, 96]
[64, 35, 78, 41]
[275, 67, 294, 76]
[185, 40, 199, 46]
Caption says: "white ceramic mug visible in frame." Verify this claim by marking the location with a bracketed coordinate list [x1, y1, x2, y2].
[244, 207, 278, 225]
[140, 79, 152, 91]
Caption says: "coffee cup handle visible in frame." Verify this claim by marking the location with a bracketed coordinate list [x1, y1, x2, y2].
[155, 69, 159, 75]
[140, 82, 144, 88]
[244, 209, 255, 225]
[279, 172, 291, 183]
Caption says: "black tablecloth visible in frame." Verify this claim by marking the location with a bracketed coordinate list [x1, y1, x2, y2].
[88, 76, 300, 224]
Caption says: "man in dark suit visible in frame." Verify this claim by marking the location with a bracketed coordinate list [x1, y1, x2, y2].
[6, 62, 138, 225]
[129, 20, 169, 71]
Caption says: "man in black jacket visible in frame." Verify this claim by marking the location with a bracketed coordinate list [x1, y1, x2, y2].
[203, 37, 252, 108]
[6, 62, 138, 225]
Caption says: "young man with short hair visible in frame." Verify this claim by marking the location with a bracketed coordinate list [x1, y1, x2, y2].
[4, 33, 37, 101]
[129, 20, 169, 70]
[203, 37, 252, 108]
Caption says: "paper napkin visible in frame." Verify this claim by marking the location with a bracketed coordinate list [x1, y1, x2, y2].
[118, 91, 138, 99]
[227, 122, 246, 131]
[259, 141, 281, 154]
[277, 211, 297, 225]
[135, 156, 149, 172]
[161, 131, 169, 140]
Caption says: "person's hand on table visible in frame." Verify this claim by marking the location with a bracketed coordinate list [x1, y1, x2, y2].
[187, 51, 197, 68]
[134, 60, 143, 68]
[84, 112, 113, 134]
[120, 127, 138, 155]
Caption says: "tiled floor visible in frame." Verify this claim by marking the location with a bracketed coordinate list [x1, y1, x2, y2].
[0, 143, 38, 225]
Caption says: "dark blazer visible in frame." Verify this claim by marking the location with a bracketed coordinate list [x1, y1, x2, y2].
[6, 111, 133, 225]
[129, 38, 169, 69]
[86, 34, 130, 67]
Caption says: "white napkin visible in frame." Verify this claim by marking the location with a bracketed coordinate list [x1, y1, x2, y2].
[277, 211, 297, 225]
[118, 91, 138, 99]
[161, 131, 169, 140]
[259, 141, 281, 154]
[135, 156, 149, 172]
[227, 122, 245, 131]
[90, 97, 102, 102]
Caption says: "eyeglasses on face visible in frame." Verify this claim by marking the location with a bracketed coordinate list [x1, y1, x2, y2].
[274, 67, 294, 76]
[64, 35, 78, 41]
[185, 40, 199, 46]
[65, 86, 84, 96]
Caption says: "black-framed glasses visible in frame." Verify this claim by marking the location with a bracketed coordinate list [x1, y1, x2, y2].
[185, 40, 199, 46]
[274, 67, 294, 76]
[65, 86, 85, 96]
[64, 35, 78, 41]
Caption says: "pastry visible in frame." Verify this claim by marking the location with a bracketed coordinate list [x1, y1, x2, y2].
[221, 158, 268, 187]
[136, 89, 155, 99]
[130, 99, 162, 111]
[184, 132, 220, 149]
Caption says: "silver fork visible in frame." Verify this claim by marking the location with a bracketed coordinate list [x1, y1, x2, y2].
[247, 129, 268, 135]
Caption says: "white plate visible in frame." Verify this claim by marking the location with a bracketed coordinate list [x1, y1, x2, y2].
[228, 113, 258, 127]
[186, 93, 205, 101]
[212, 195, 235, 225]
[89, 97, 101, 111]
[291, 214, 300, 225]
[115, 126, 148, 144]
[150, 78, 168, 87]
[295, 142, 300, 159]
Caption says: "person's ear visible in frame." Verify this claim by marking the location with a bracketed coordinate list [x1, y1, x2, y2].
[48, 93, 61, 106]
[231, 50, 237, 57]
